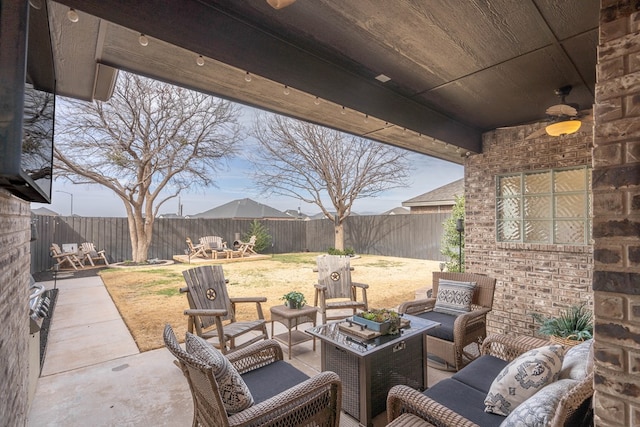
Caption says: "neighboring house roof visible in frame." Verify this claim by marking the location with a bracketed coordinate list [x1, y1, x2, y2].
[284, 209, 309, 220]
[158, 213, 182, 218]
[381, 207, 410, 215]
[402, 179, 464, 207]
[192, 198, 290, 219]
[31, 207, 59, 216]
[308, 211, 359, 220]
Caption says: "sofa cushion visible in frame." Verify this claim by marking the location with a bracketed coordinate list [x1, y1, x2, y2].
[185, 333, 254, 413]
[417, 310, 456, 341]
[241, 360, 310, 404]
[452, 354, 509, 393]
[484, 344, 564, 416]
[424, 378, 505, 427]
[433, 280, 476, 316]
[499, 379, 579, 427]
[559, 339, 593, 380]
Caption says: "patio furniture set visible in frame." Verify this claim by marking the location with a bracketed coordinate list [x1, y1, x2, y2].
[49, 242, 109, 270]
[186, 235, 257, 260]
[165, 256, 594, 426]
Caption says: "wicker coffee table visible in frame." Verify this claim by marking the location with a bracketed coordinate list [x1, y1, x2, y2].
[270, 304, 317, 359]
[307, 314, 439, 427]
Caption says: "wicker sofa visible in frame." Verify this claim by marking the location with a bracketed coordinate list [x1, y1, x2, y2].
[387, 334, 594, 427]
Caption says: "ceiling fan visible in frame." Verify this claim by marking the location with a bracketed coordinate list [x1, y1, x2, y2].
[266, 0, 297, 9]
[525, 85, 592, 140]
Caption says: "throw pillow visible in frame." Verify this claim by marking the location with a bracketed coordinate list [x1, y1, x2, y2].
[185, 332, 254, 414]
[433, 279, 476, 315]
[163, 324, 209, 369]
[499, 379, 579, 427]
[485, 344, 564, 416]
[559, 339, 593, 380]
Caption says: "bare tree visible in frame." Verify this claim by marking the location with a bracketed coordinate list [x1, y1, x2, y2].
[54, 72, 242, 262]
[250, 114, 410, 250]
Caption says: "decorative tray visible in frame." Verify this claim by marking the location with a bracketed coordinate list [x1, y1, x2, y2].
[338, 317, 411, 340]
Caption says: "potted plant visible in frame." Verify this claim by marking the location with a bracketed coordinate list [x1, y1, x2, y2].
[531, 304, 593, 347]
[282, 291, 306, 309]
[352, 308, 402, 335]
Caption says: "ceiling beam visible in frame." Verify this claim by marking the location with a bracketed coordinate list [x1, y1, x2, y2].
[54, 0, 482, 152]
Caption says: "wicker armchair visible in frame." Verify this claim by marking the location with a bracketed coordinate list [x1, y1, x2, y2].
[163, 324, 342, 427]
[387, 334, 594, 427]
[398, 272, 496, 371]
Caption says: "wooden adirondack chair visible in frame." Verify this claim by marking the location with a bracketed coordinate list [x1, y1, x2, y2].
[186, 237, 207, 258]
[50, 243, 84, 270]
[79, 242, 109, 266]
[180, 265, 268, 353]
[237, 235, 257, 256]
[314, 254, 368, 323]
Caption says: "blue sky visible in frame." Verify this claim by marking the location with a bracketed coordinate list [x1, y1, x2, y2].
[32, 105, 463, 217]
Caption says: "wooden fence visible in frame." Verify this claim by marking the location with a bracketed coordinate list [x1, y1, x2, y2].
[30, 213, 450, 273]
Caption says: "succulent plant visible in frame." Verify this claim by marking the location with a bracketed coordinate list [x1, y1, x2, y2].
[531, 304, 593, 342]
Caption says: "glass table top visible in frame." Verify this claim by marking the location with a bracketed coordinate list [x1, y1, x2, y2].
[306, 314, 439, 356]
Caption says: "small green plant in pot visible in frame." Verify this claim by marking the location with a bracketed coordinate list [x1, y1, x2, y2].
[354, 308, 402, 335]
[531, 304, 593, 346]
[282, 291, 306, 309]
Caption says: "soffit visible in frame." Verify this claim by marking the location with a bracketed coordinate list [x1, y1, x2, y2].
[44, 0, 599, 165]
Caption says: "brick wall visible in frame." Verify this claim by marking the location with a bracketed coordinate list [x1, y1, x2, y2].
[592, 2, 640, 425]
[465, 124, 594, 337]
[0, 189, 31, 424]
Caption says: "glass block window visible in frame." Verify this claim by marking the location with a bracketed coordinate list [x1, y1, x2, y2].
[496, 166, 591, 244]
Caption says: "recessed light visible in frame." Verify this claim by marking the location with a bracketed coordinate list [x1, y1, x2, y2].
[375, 74, 391, 83]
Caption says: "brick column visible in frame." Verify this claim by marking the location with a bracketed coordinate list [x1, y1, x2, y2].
[593, 2, 640, 425]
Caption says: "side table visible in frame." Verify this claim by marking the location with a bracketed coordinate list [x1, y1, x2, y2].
[270, 304, 317, 359]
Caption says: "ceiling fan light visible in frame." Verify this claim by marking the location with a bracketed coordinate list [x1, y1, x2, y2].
[545, 120, 581, 137]
[266, 0, 297, 9]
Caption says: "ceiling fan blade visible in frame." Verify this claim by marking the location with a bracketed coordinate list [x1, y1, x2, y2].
[546, 104, 578, 117]
[525, 127, 547, 140]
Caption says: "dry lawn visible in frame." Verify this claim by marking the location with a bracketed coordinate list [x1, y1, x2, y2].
[100, 253, 440, 352]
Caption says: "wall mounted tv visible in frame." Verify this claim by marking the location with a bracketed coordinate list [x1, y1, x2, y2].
[0, 1, 55, 203]
[0, 84, 55, 203]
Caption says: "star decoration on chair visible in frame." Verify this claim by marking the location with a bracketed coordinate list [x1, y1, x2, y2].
[330, 272, 341, 281]
[206, 288, 217, 300]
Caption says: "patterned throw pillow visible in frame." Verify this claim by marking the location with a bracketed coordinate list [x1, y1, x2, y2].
[185, 333, 254, 414]
[485, 344, 564, 416]
[559, 339, 593, 380]
[499, 379, 579, 427]
[433, 280, 476, 315]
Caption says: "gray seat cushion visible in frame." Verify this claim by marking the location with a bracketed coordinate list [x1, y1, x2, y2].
[423, 378, 504, 427]
[451, 354, 507, 393]
[417, 311, 456, 342]
[241, 360, 310, 404]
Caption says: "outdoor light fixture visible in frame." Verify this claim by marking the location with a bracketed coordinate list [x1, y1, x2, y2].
[196, 55, 205, 66]
[545, 120, 582, 137]
[244, 72, 252, 82]
[340, 107, 346, 115]
[314, 97, 320, 105]
[67, 8, 79, 22]
[456, 219, 464, 272]
[283, 85, 290, 95]
[266, 0, 297, 9]
[138, 34, 149, 47]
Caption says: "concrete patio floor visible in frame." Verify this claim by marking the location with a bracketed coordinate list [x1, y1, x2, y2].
[28, 274, 450, 427]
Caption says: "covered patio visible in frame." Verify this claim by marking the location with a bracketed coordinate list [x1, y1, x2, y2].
[27, 273, 453, 426]
[2, 0, 637, 425]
